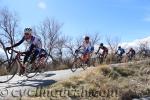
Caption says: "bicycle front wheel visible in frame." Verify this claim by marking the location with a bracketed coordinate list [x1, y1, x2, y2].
[0, 60, 18, 83]
[71, 58, 81, 72]
[71, 62, 78, 72]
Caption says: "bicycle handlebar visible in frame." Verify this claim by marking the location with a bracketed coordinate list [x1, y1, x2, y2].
[8, 49, 25, 56]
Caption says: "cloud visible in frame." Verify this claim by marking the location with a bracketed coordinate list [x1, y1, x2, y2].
[121, 36, 150, 49]
[37, 1, 47, 10]
[143, 16, 150, 22]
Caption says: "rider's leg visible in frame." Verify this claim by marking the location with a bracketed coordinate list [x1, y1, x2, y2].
[105, 52, 108, 58]
[23, 51, 32, 64]
[39, 53, 47, 65]
[85, 48, 92, 63]
[24, 44, 36, 64]
[120, 53, 123, 58]
[82, 49, 88, 62]
[82, 54, 87, 62]
[81, 53, 88, 63]
[30, 49, 40, 64]
[19, 51, 32, 75]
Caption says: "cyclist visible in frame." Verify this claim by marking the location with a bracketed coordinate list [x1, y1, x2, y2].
[96, 43, 108, 58]
[126, 48, 136, 60]
[115, 46, 125, 58]
[6, 28, 47, 75]
[76, 36, 94, 64]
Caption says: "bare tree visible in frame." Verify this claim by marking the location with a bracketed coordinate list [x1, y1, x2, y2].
[137, 40, 150, 58]
[106, 35, 120, 53]
[38, 18, 63, 62]
[0, 8, 19, 60]
[90, 33, 101, 45]
[65, 37, 76, 57]
[138, 41, 149, 51]
[105, 35, 121, 63]
[55, 36, 68, 62]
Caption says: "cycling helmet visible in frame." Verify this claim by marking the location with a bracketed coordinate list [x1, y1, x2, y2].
[118, 46, 121, 49]
[24, 28, 32, 34]
[84, 36, 90, 40]
[130, 48, 133, 50]
[100, 43, 103, 47]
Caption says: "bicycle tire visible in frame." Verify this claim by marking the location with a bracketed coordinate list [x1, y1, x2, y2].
[71, 62, 78, 72]
[71, 58, 81, 72]
[0, 60, 18, 83]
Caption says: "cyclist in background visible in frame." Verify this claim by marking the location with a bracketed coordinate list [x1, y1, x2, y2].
[76, 36, 94, 64]
[115, 46, 125, 58]
[126, 48, 136, 60]
[96, 43, 108, 58]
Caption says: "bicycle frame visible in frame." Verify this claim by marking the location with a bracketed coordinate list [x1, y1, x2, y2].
[8, 49, 25, 72]
[71, 49, 90, 72]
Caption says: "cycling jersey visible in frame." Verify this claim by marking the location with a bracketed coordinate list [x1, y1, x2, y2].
[116, 48, 125, 56]
[127, 49, 135, 56]
[97, 46, 108, 54]
[14, 35, 42, 50]
[12, 35, 43, 64]
[81, 41, 94, 54]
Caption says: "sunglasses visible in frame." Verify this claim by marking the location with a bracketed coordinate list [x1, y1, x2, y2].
[24, 33, 30, 35]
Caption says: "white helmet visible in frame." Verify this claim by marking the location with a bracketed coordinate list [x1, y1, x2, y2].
[24, 28, 32, 34]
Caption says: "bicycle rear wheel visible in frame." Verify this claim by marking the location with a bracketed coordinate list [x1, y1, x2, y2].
[0, 60, 18, 83]
[25, 62, 38, 78]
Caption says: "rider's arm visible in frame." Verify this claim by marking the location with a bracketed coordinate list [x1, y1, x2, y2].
[12, 37, 25, 48]
[78, 46, 82, 50]
[75, 45, 82, 53]
[96, 47, 100, 54]
[22, 44, 36, 54]
[115, 50, 118, 54]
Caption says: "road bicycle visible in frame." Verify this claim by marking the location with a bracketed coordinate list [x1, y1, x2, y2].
[95, 53, 105, 64]
[125, 53, 135, 62]
[71, 49, 90, 72]
[0, 49, 48, 83]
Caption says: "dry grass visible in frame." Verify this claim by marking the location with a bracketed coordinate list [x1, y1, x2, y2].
[0, 66, 8, 76]
[8, 60, 150, 100]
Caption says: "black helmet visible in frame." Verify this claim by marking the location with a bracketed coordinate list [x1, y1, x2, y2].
[100, 43, 103, 47]
[118, 46, 121, 48]
[85, 36, 90, 40]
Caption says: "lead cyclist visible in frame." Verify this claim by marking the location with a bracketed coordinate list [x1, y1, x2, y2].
[6, 27, 47, 75]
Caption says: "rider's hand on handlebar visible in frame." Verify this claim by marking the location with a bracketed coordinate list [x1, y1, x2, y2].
[75, 49, 79, 53]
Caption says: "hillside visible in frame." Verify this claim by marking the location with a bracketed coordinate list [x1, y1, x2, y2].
[21, 60, 150, 100]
